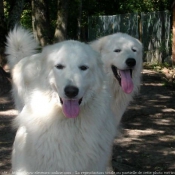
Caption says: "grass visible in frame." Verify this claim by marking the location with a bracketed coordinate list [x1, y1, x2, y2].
[143, 62, 175, 88]
[143, 62, 172, 71]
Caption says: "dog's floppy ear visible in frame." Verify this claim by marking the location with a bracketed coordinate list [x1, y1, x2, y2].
[134, 38, 143, 60]
[135, 38, 143, 51]
[89, 35, 108, 53]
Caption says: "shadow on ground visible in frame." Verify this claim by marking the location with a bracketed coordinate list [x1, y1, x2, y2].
[0, 69, 175, 173]
[112, 69, 175, 172]
[0, 93, 16, 174]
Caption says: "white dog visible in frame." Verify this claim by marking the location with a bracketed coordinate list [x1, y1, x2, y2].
[90, 33, 143, 123]
[6, 27, 117, 174]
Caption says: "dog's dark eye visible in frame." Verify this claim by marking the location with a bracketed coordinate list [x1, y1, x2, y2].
[114, 49, 121, 53]
[132, 48, 137, 52]
[79, 65, 89, 71]
[56, 64, 65, 69]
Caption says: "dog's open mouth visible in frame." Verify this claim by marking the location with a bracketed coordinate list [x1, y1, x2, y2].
[111, 65, 134, 94]
[60, 97, 82, 118]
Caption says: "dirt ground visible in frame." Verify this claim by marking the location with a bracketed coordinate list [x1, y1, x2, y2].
[0, 69, 175, 174]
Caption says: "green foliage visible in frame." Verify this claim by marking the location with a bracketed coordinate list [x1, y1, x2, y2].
[3, 0, 10, 20]
[20, 3, 32, 29]
[47, 0, 57, 41]
[82, 0, 174, 15]
[3, 0, 174, 41]
[143, 62, 172, 70]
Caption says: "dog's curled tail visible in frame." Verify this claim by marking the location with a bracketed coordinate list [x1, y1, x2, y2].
[6, 26, 39, 69]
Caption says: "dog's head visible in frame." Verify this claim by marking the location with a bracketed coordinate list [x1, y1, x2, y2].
[42, 40, 103, 118]
[90, 33, 143, 94]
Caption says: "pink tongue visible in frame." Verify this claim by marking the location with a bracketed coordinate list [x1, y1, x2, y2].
[120, 70, 134, 94]
[62, 99, 80, 118]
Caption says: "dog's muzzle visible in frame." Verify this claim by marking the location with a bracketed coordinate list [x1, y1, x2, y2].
[111, 65, 132, 85]
[111, 58, 136, 94]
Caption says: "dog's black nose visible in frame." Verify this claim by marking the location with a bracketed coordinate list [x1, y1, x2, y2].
[126, 58, 136, 67]
[64, 86, 79, 98]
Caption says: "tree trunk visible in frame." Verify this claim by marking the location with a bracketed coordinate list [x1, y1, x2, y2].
[8, 0, 25, 29]
[172, 5, 175, 66]
[31, 0, 52, 46]
[160, 11, 166, 64]
[54, 0, 69, 42]
[77, 0, 82, 40]
[0, 0, 7, 66]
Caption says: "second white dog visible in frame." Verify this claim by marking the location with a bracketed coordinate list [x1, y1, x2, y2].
[90, 33, 143, 123]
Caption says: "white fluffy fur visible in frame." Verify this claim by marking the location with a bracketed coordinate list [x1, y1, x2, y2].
[6, 26, 39, 111]
[6, 27, 117, 174]
[6, 26, 39, 70]
[90, 33, 143, 124]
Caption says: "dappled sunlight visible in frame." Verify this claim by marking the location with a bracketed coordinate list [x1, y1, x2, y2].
[0, 110, 18, 116]
[114, 129, 165, 146]
[112, 69, 175, 171]
[153, 118, 175, 126]
[0, 94, 15, 112]
[143, 82, 163, 86]
[0, 93, 16, 172]
[155, 94, 172, 99]
[158, 135, 175, 142]
[162, 108, 175, 112]
[0, 145, 12, 169]
[126, 128, 165, 136]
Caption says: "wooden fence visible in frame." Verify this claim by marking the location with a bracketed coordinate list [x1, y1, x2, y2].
[88, 11, 171, 64]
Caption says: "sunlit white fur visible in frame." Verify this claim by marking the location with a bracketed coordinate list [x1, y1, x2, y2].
[6, 27, 117, 174]
[6, 26, 39, 111]
[90, 33, 143, 124]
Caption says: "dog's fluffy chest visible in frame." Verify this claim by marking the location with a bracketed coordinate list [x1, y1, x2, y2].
[19, 108, 116, 173]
